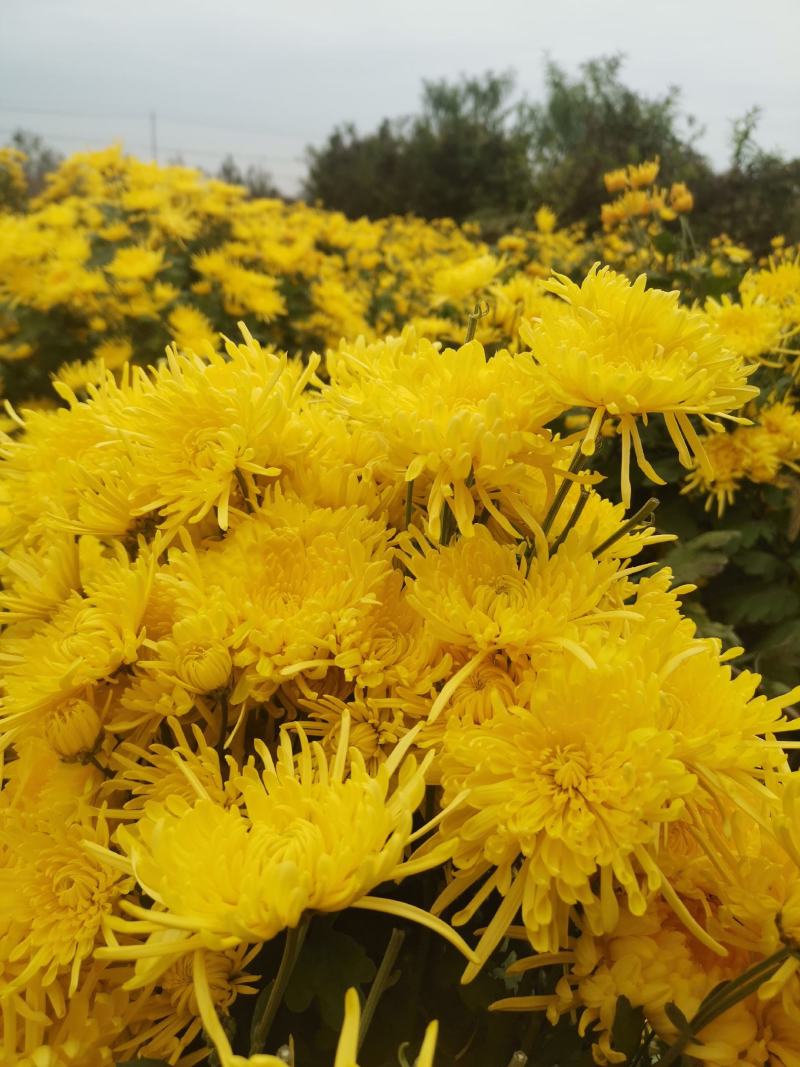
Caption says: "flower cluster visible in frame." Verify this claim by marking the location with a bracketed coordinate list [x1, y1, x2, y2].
[600, 158, 693, 231]
[2, 147, 800, 1067]
[0, 146, 591, 402]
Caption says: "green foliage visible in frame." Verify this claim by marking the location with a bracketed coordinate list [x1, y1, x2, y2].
[303, 56, 800, 251]
[115, 1059, 171, 1066]
[304, 71, 536, 221]
[7, 128, 62, 198]
[285, 925, 376, 1029]
[662, 529, 741, 585]
[216, 154, 281, 199]
[525, 55, 709, 223]
[693, 111, 800, 251]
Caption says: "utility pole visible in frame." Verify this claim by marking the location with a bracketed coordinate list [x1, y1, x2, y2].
[149, 110, 158, 162]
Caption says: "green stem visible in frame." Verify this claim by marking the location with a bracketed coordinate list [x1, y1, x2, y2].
[404, 480, 415, 530]
[250, 917, 310, 1054]
[655, 947, 792, 1067]
[680, 215, 698, 259]
[440, 501, 456, 546]
[691, 953, 790, 1031]
[357, 928, 406, 1052]
[592, 497, 659, 558]
[550, 487, 590, 553]
[216, 691, 229, 765]
[465, 301, 487, 343]
[86, 753, 113, 780]
[541, 447, 587, 538]
[234, 467, 256, 514]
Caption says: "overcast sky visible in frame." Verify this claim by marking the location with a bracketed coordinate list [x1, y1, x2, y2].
[1, 0, 798, 194]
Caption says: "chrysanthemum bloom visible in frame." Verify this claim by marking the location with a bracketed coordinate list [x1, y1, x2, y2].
[0, 801, 132, 1044]
[603, 168, 629, 194]
[0, 543, 155, 748]
[302, 692, 419, 774]
[427, 581, 798, 978]
[759, 400, 800, 461]
[669, 181, 694, 214]
[740, 251, 800, 329]
[681, 429, 749, 516]
[432, 254, 502, 305]
[511, 891, 800, 1067]
[330, 569, 449, 694]
[122, 329, 319, 531]
[108, 718, 240, 814]
[627, 159, 660, 189]
[704, 294, 783, 361]
[92, 720, 470, 1064]
[682, 402, 800, 515]
[0, 532, 81, 628]
[156, 494, 395, 706]
[400, 523, 641, 719]
[520, 265, 758, 504]
[430, 651, 697, 975]
[120, 943, 260, 1066]
[4, 962, 134, 1067]
[317, 328, 565, 540]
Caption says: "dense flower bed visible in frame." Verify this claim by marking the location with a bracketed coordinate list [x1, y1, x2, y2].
[2, 148, 800, 1066]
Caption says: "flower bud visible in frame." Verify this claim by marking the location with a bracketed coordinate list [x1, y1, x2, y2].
[44, 697, 103, 761]
[669, 182, 694, 214]
[177, 642, 232, 693]
[603, 168, 629, 194]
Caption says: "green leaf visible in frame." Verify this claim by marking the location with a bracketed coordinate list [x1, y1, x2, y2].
[116, 1060, 172, 1067]
[651, 231, 679, 256]
[728, 585, 800, 626]
[734, 549, 781, 579]
[663, 1001, 693, 1035]
[662, 530, 741, 584]
[683, 602, 741, 648]
[737, 519, 777, 548]
[249, 979, 276, 1052]
[610, 995, 646, 1059]
[285, 927, 376, 1030]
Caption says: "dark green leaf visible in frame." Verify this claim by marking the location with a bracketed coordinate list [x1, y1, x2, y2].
[737, 519, 777, 548]
[734, 549, 781, 578]
[683, 602, 741, 648]
[727, 585, 800, 626]
[249, 979, 276, 1051]
[116, 1060, 172, 1067]
[610, 995, 646, 1059]
[285, 927, 376, 1029]
[663, 1001, 693, 1034]
[662, 530, 741, 584]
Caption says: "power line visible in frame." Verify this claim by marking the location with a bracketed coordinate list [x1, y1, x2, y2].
[0, 102, 292, 139]
[0, 127, 303, 175]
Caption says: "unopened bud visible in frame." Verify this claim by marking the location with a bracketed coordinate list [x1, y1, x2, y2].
[44, 697, 103, 761]
[177, 642, 232, 693]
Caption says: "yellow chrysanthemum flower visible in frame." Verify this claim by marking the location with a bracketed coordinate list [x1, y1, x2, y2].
[167, 303, 219, 353]
[319, 328, 564, 540]
[627, 158, 660, 189]
[401, 523, 635, 714]
[432, 652, 698, 974]
[92, 719, 466, 1066]
[520, 265, 758, 504]
[0, 805, 131, 1000]
[122, 328, 319, 531]
[704, 293, 783, 360]
[741, 251, 800, 328]
[432, 254, 502, 304]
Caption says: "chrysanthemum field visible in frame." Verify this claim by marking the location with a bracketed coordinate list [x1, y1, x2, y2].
[2, 147, 800, 1067]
